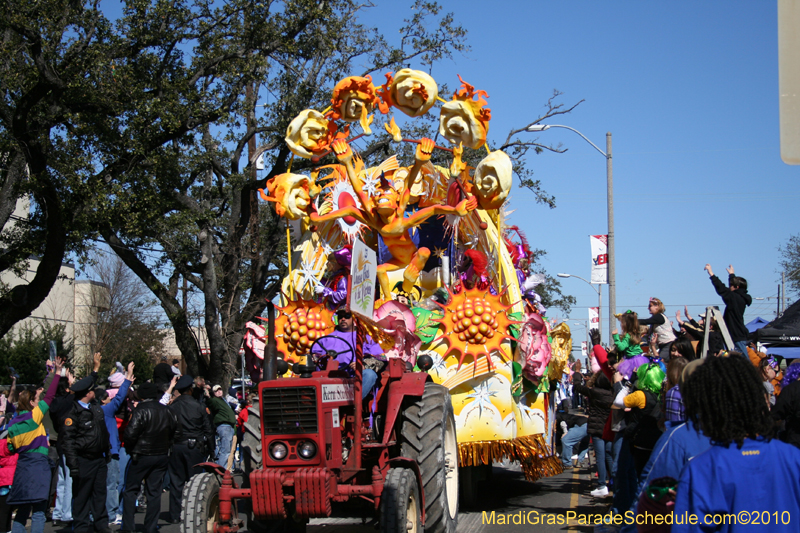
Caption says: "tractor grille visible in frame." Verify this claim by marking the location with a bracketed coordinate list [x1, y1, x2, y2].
[261, 386, 318, 435]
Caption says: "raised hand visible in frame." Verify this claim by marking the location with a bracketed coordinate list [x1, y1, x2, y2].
[704, 264, 713, 276]
[415, 138, 435, 163]
[589, 328, 601, 347]
[126, 362, 135, 382]
[331, 139, 353, 164]
[726, 264, 734, 275]
[54, 356, 65, 374]
[93, 352, 102, 372]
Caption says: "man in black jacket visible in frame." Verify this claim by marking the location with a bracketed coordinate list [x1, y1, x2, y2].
[50, 352, 101, 527]
[704, 263, 753, 354]
[60, 374, 112, 533]
[165, 375, 214, 523]
[120, 382, 179, 533]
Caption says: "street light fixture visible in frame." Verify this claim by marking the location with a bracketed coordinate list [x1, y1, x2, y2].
[557, 273, 602, 344]
[530, 124, 615, 342]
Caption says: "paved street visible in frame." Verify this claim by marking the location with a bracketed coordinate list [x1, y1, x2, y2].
[40, 461, 609, 533]
[303, 461, 610, 533]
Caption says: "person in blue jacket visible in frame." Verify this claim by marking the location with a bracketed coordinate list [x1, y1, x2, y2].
[97, 362, 134, 525]
[672, 354, 800, 532]
[617, 358, 712, 532]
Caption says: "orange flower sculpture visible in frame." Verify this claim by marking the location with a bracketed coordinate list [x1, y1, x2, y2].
[435, 286, 518, 372]
[438, 75, 492, 149]
[328, 76, 381, 133]
[274, 299, 335, 363]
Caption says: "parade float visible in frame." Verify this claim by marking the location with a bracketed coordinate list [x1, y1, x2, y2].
[244, 69, 570, 497]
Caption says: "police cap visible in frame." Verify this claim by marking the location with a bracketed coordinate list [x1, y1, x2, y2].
[176, 374, 194, 392]
[71, 376, 95, 395]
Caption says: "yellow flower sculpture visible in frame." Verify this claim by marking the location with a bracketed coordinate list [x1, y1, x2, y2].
[439, 75, 492, 150]
[285, 109, 337, 159]
[472, 150, 512, 210]
[377, 69, 438, 117]
[547, 322, 573, 380]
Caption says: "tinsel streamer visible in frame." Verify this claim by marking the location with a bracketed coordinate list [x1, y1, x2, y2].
[457, 434, 563, 482]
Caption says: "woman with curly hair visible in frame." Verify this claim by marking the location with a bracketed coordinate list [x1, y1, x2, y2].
[673, 354, 800, 531]
[772, 360, 800, 449]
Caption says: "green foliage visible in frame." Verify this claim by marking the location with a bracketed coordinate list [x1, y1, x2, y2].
[779, 234, 800, 296]
[1, 0, 577, 387]
[0, 323, 72, 386]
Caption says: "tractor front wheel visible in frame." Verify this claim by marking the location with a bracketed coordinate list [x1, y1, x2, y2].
[380, 468, 422, 533]
[181, 472, 220, 533]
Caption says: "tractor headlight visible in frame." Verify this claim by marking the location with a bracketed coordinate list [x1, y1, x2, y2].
[269, 441, 288, 461]
[297, 440, 317, 459]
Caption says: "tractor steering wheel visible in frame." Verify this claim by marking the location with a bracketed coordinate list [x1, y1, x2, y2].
[309, 334, 355, 370]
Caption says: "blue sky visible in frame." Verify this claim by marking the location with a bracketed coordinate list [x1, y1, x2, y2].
[360, 1, 799, 341]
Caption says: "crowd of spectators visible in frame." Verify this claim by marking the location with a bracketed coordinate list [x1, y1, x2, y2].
[0, 352, 251, 533]
[559, 264, 800, 532]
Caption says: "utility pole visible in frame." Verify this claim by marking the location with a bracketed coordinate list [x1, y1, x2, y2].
[606, 133, 616, 343]
[782, 271, 786, 314]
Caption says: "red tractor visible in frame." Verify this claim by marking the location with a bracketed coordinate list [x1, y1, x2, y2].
[181, 304, 459, 533]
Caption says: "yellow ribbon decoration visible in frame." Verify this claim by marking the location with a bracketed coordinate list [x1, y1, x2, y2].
[457, 434, 563, 482]
[286, 221, 294, 300]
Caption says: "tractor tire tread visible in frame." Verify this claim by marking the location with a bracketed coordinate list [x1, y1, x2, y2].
[399, 382, 456, 533]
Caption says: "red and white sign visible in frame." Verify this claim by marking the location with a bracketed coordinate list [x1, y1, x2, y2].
[589, 307, 600, 326]
[590, 235, 608, 284]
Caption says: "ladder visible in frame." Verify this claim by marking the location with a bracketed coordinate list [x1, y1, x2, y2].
[699, 306, 735, 358]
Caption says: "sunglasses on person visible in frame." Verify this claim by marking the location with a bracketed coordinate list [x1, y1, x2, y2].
[337, 311, 352, 319]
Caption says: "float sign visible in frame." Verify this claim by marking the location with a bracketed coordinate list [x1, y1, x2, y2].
[349, 238, 376, 319]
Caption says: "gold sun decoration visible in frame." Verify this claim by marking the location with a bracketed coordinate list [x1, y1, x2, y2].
[274, 299, 336, 363]
[435, 286, 518, 372]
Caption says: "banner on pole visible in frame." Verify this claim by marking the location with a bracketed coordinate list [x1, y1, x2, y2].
[581, 341, 588, 357]
[349, 238, 377, 319]
[589, 307, 600, 328]
[590, 235, 608, 284]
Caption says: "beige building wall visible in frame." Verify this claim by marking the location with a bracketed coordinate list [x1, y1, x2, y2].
[1, 197, 109, 369]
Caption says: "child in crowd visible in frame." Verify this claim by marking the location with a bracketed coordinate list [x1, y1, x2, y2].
[612, 311, 643, 359]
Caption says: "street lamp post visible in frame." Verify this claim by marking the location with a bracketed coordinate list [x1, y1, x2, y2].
[528, 124, 615, 342]
[558, 273, 602, 344]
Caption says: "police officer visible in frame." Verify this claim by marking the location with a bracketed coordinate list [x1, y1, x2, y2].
[120, 382, 178, 533]
[60, 375, 112, 533]
[165, 375, 214, 523]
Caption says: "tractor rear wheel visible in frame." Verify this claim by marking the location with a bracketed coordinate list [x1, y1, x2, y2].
[399, 382, 459, 533]
[181, 472, 220, 533]
[241, 401, 263, 473]
[380, 468, 421, 533]
[241, 400, 267, 533]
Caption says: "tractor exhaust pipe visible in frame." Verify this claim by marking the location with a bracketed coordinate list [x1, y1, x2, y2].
[263, 301, 278, 381]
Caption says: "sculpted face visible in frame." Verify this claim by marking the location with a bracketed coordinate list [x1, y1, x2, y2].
[519, 315, 552, 381]
[262, 173, 312, 220]
[374, 183, 400, 218]
[472, 150, 512, 210]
